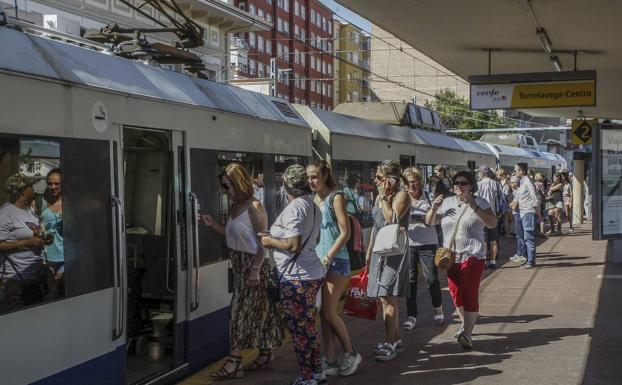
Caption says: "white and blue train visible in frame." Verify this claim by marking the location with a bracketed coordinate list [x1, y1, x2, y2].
[0, 22, 566, 385]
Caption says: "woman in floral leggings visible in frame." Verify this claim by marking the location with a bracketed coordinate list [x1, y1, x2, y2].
[260, 164, 325, 385]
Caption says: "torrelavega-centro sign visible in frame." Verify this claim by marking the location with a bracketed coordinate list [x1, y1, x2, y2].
[468, 70, 596, 110]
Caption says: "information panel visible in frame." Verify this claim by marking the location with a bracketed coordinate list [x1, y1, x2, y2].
[593, 124, 622, 240]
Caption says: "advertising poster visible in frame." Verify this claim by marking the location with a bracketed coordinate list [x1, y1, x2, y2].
[600, 128, 622, 236]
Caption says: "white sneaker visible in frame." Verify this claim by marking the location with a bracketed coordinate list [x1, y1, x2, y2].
[433, 307, 444, 325]
[321, 357, 339, 376]
[338, 351, 362, 376]
[514, 256, 527, 264]
[509, 254, 521, 261]
[373, 340, 403, 354]
[403, 316, 416, 330]
[374, 342, 398, 362]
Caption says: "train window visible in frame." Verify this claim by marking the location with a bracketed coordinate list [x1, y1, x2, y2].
[0, 135, 113, 315]
[333, 160, 375, 219]
[274, 155, 304, 217]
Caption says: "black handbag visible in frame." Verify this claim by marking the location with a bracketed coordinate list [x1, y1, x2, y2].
[267, 205, 317, 303]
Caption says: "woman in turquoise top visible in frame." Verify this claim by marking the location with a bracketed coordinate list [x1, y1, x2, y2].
[40, 169, 63, 296]
[307, 161, 362, 377]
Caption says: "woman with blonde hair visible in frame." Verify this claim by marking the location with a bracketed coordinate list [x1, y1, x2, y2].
[307, 160, 361, 377]
[402, 167, 443, 331]
[201, 163, 282, 380]
[367, 160, 411, 361]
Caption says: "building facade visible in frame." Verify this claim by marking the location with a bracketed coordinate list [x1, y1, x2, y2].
[333, 21, 371, 107]
[2, 0, 268, 81]
[232, 0, 334, 109]
[370, 24, 469, 104]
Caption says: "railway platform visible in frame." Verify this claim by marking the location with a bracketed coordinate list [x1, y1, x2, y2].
[178, 223, 621, 385]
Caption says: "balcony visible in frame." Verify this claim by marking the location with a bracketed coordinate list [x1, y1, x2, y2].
[176, 0, 272, 32]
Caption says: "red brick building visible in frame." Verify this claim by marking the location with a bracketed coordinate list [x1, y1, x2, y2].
[233, 0, 334, 109]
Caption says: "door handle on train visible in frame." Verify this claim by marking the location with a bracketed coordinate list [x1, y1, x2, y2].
[189, 192, 200, 311]
[111, 196, 125, 340]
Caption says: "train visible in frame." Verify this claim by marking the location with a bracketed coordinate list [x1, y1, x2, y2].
[0, 23, 566, 385]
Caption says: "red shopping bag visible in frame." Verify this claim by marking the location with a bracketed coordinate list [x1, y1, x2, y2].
[343, 267, 379, 320]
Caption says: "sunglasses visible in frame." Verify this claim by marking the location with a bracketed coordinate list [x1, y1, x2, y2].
[374, 174, 386, 182]
[221, 183, 233, 190]
[453, 180, 469, 186]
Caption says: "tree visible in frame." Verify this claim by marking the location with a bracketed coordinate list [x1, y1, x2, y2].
[426, 89, 510, 140]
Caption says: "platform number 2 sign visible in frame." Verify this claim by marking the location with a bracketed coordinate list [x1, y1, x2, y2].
[572, 119, 595, 145]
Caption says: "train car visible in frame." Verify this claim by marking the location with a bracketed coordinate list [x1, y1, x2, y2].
[482, 142, 567, 179]
[0, 25, 311, 385]
[294, 105, 497, 193]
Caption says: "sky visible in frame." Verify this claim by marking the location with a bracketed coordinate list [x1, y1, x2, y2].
[319, 0, 372, 32]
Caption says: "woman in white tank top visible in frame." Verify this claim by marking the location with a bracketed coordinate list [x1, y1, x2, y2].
[200, 163, 282, 380]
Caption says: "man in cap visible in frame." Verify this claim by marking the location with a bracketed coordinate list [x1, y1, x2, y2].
[0, 173, 46, 311]
[476, 165, 503, 269]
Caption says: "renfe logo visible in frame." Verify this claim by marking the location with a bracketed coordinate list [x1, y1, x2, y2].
[476, 88, 500, 97]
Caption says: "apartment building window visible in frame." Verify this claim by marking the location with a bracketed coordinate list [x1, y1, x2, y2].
[258, 8, 265, 19]
[277, 0, 284, 9]
[249, 32, 256, 48]
[284, 0, 289, 12]
[283, 45, 290, 61]
[322, 60, 327, 74]
[316, 80, 321, 93]
[322, 16, 326, 31]
[328, 21, 332, 34]
[258, 63, 265, 77]
[277, 17, 283, 32]
[327, 41, 332, 52]
[354, 33, 359, 44]
[347, 52, 353, 62]
[267, 0, 272, 4]
[310, 55, 315, 70]
[249, 4, 256, 15]
[327, 63, 332, 74]
[266, 40, 272, 53]
[310, 32, 316, 48]
[316, 13, 321, 27]
[301, 6, 306, 20]
[295, 0, 300, 16]
[294, 49, 300, 64]
[301, 77, 306, 89]
[239, 1, 246, 11]
[295, 24, 300, 39]
[311, 9, 316, 25]
[266, 13, 272, 22]
[300, 52, 305, 66]
[277, 42, 283, 56]
[300, 28, 306, 41]
[352, 52, 359, 64]
[249, 59, 256, 75]
[347, 72, 352, 81]
[284, 21, 290, 35]
[327, 84, 331, 95]
[310, 80, 315, 92]
[258, 35, 264, 52]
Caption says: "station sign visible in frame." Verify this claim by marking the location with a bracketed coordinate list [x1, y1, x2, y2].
[572, 119, 596, 145]
[469, 70, 596, 110]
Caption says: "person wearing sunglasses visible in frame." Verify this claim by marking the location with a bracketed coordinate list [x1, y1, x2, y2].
[426, 171, 497, 349]
[200, 163, 282, 380]
[366, 160, 411, 362]
[402, 167, 444, 331]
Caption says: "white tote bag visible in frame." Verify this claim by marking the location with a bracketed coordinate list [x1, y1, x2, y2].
[372, 211, 407, 257]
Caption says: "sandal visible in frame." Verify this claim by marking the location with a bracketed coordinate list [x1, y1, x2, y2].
[209, 355, 244, 380]
[245, 349, 274, 371]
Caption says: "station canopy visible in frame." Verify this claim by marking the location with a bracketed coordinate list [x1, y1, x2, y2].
[336, 0, 622, 119]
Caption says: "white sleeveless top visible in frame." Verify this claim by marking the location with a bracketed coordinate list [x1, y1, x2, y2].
[226, 210, 259, 255]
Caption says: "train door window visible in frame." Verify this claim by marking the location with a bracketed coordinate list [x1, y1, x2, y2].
[274, 155, 303, 217]
[399, 155, 415, 170]
[0, 134, 113, 315]
[190, 148, 221, 265]
[333, 160, 375, 217]
[467, 161, 476, 172]
[218, 152, 264, 226]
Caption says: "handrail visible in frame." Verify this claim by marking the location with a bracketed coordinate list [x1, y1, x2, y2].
[111, 196, 125, 340]
[189, 192, 200, 311]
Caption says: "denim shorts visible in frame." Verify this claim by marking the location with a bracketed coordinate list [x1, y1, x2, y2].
[327, 258, 350, 277]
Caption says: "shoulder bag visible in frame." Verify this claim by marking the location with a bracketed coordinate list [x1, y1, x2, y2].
[434, 204, 468, 269]
[372, 210, 407, 257]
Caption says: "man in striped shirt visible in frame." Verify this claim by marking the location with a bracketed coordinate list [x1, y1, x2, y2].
[513, 163, 541, 269]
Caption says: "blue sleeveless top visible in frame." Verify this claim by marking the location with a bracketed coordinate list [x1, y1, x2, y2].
[315, 192, 349, 261]
[40, 207, 64, 263]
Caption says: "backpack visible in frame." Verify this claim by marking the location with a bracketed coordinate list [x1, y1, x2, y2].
[494, 180, 508, 216]
[329, 192, 364, 270]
